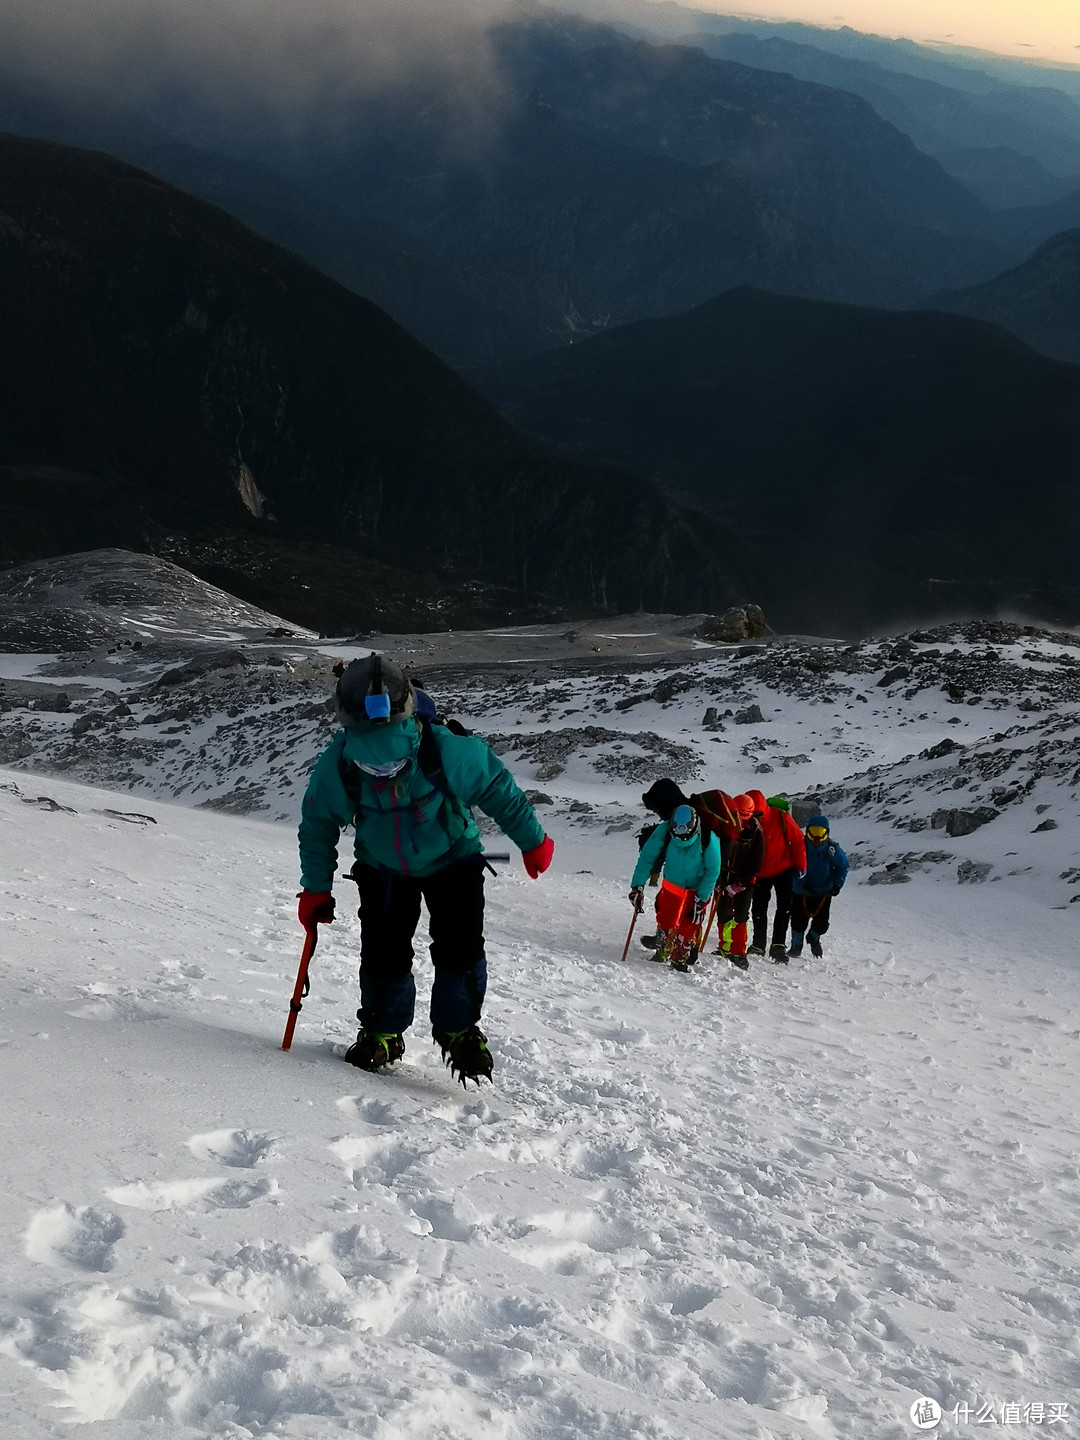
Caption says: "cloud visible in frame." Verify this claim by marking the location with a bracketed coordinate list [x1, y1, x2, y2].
[0, 0, 518, 113]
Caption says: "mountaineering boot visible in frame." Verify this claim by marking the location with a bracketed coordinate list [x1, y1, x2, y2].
[344, 1031, 405, 1071]
[435, 1026, 494, 1086]
[640, 934, 659, 951]
[788, 932, 804, 958]
[728, 953, 750, 971]
[770, 943, 789, 963]
[670, 957, 691, 973]
[747, 944, 766, 957]
[808, 933, 824, 958]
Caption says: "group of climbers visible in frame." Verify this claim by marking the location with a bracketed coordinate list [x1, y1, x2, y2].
[292, 651, 851, 1088]
[629, 782, 848, 973]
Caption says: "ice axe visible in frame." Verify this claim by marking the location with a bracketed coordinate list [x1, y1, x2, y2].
[281, 926, 318, 1051]
[699, 891, 719, 950]
[620, 898, 642, 963]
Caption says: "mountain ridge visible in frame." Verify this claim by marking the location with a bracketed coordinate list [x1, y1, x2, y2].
[0, 134, 754, 630]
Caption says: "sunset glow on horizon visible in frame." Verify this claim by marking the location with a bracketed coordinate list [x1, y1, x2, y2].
[679, 1, 1080, 66]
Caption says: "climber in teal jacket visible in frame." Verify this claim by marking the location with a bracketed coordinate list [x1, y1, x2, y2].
[296, 654, 553, 1084]
[629, 804, 721, 972]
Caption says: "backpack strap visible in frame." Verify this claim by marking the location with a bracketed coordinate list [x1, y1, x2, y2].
[416, 714, 448, 791]
[415, 715, 474, 843]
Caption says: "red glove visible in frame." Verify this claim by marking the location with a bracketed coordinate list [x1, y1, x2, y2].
[522, 836, 554, 879]
[298, 890, 335, 930]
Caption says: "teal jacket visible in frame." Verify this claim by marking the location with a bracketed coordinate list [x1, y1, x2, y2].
[631, 823, 721, 901]
[298, 720, 545, 889]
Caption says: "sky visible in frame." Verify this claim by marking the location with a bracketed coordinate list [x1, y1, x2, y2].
[683, 0, 1080, 64]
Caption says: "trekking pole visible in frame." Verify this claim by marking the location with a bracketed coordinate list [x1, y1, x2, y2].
[620, 902, 641, 963]
[281, 927, 318, 1051]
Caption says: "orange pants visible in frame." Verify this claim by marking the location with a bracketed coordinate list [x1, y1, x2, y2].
[655, 880, 699, 965]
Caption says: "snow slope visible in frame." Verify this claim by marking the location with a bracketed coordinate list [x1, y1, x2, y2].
[1, 559, 1078, 1436]
[1, 755, 1078, 1439]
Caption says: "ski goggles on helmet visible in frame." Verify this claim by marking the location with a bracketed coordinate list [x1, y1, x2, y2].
[670, 804, 698, 838]
[357, 756, 410, 778]
[807, 825, 829, 841]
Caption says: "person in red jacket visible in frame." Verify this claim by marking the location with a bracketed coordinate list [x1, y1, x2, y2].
[747, 793, 808, 963]
[714, 793, 764, 969]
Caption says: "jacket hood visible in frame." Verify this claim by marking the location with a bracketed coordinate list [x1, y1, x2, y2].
[807, 814, 830, 832]
[343, 717, 420, 773]
[642, 778, 689, 819]
[747, 790, 768, 814]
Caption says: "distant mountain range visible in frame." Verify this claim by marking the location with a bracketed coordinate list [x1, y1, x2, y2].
[569, 1, 1080, 222]
[0, 68, 515, 368]
[478, 286, 1080, 632]
[0, 6, 1013, 363]
[934, 229, 1080, 367]
[0, 136, 753, 633]
[5, 4, 1080, 638]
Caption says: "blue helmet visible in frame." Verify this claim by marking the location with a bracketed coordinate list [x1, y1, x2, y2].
[670, 804, 699, 838]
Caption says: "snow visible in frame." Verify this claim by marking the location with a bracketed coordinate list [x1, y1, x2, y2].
[2, 575, 1079, 1437]
[2, 728, 1079, 1437]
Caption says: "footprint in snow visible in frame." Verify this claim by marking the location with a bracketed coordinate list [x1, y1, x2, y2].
[106, 1175, 276, 1211]
[187, 1128, 276, 1167]
[330, 1135, 423, 1184]
[25, 1202, 125, 1271]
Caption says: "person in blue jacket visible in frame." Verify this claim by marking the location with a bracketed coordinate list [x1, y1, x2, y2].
[297, 654, 553, 1083]
[790, 814, 849, 958]
[629, 804, 721, 972]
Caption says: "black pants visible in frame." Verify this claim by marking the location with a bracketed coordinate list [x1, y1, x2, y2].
[791, 892, 833, 937]
[352, 860, 486, 1037]
[752, 868, 796, 948]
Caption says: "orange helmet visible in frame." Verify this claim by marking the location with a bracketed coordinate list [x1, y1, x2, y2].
[733, 793, 755, 820]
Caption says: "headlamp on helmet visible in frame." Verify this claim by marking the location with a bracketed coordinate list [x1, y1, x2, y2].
[335, 653, 416, 730]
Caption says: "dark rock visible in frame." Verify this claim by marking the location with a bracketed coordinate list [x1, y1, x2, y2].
[932, 806, 1000, 836]
[866, 866, 912, 885]
[877, 665, 910, 687]
[31, 692, 71, 712]
[920, 737, 964, 760]
[699, 607, 768, 643]
[734, 703, 766, 725]
[1032, 818, 1058, 832]
[525, 790, 554, 805]
[957, 859, 993, 883]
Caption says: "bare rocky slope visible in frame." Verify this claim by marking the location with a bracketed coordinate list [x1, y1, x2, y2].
[2, 551, 1077, 911]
